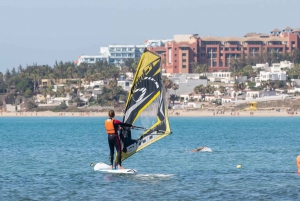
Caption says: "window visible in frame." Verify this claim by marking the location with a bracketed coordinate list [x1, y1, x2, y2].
[249, 48, 259, 52]
[207, 48, 217, 52]
[204, 41, 220, 45]
[175, 66, 177, 68]
[182, 65, 186, 68]
[175, 60, 177, 62]
[229, 41, 240, 45]
[248, 41, 263, 45]
[168, 48, 172, 63]
[182, 59, 186, 62]
[208, 53, 217, 58]
[182, 53, 186, 56]
[175, 54, 177, 56]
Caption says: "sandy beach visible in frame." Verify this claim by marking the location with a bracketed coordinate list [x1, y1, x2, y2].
[0, 110, 298, 117]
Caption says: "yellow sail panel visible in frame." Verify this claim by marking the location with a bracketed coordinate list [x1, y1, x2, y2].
[116, 49, 171, 163]
[125, 50, 160, 106]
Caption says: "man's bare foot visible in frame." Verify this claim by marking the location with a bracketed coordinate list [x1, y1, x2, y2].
[110, 165, 113, 169]
[118, 165, 125, 169]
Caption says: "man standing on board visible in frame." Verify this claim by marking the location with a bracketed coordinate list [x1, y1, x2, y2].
[105, 110, 133, 169]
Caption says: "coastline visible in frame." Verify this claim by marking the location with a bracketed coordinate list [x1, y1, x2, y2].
[0, 110, 298, 117]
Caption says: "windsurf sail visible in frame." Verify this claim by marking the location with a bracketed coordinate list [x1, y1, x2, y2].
[116, 49, 172, 163]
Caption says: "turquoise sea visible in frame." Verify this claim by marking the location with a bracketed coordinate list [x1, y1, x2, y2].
[1, 116, 300, 200]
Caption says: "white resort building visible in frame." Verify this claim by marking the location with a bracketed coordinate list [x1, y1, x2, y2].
[75, 39, 173, 67]
[76, 45, 145, 67]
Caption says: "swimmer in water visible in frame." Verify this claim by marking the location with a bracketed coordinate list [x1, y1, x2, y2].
[191, 146, 207, 152]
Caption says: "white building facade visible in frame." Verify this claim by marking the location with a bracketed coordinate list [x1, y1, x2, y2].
[259, 71, 287, 82]
[76, 45, 146, 67]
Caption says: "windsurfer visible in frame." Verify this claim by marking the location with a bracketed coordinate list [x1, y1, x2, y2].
[105, 110, 133, 169]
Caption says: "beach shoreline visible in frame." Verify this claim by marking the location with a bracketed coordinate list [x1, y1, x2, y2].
[0, 110, 298, 117]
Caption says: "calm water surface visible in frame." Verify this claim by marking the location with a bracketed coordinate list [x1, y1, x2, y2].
[1, 116, 300, 200]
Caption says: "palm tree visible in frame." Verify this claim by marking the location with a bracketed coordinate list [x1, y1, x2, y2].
[205, 85, 216, 95]
[66, 66, 75, 79]
[229, 57, 239, 73]
[162, 76, 173, 92]
[169, 94, 178, 106]
[171, 83, 179, 95]
[194, 84, 205, 100]
[218, 86, 227, 95]
[233, 82, 239, 92]
[108, 80, 117, 89]
[238, 82, 246, 92]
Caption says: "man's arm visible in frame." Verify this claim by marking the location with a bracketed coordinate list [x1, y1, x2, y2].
[114, 119, 133, 127]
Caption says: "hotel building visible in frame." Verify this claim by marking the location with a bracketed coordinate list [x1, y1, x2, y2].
[75, 39, 172, 67]
[148, 26, 300, 73]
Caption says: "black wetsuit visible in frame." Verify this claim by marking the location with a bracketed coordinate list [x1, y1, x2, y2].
[107, 119, 132, 167]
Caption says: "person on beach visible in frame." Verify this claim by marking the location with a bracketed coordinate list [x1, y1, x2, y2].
[105, 110, 133, 169]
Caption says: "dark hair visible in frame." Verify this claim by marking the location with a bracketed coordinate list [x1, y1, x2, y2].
[108, 110, 115, 118]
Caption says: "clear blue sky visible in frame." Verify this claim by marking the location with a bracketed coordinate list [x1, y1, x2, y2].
[1, 0, 299, 73]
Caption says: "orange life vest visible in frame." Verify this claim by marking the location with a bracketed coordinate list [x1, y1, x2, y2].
[105, 118, 116, 134]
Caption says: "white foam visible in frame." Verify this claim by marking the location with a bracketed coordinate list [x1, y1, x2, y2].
[135, 174, 174, 178]
[200, 147, 212, 152]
